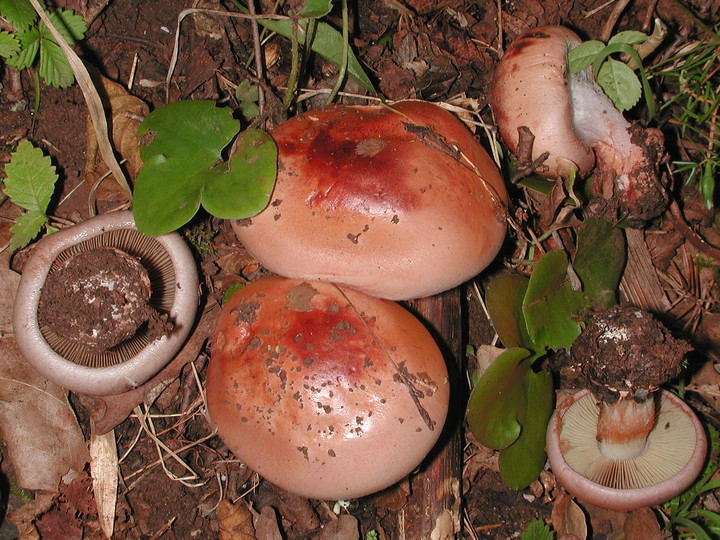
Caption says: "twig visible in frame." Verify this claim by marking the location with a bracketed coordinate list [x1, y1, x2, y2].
[668, 199, 720, 261]
[600, 0, 633, 42]
[246, 0, 266, 113]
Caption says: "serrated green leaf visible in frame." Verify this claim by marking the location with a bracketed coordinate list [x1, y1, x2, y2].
[6, 26, 38, 69]
[133, 100, 277, 236]
[3, 139, 57, 213]
[608, 30, 648, 47]
[573, 218, 626, 309]
[45, 8, 86, 45]
[8, 209, 47, 251]
[523, 250, 588, 350]
[0, 31, 20, 58]
[298, 0, 332, 18]
[567, 40, 604, 74]
[596, 58, 642, 111]
[0, 0, 38, 30]
[38, 38, 73, 87]
[466, 348, 532, 450]
[520, 519, 554, 540]
[498, 368, 553, 489]
[256, 17, 375, 93]
[485, 272, 534, 350]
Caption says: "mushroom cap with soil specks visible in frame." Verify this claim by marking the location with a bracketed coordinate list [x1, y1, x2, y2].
[232, 100, 508, 301]
[546, 389, 707, 511]
[206, 276, 450, 500]
[12, 211, 199, 396]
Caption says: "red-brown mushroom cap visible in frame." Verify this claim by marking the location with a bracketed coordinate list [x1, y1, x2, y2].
[206, 276, 450, 500]
[232, 100, 508, 301]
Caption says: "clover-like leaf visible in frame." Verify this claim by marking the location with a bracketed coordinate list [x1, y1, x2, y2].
[497, 367, 553, 489]
[0, 31, 20, 58]
[133, 100, 277, 236]
[466, 347, 533, 450]
[573, 218, 626, 309]
[485, 272, 534, 351]
[523, 250, 589, 351]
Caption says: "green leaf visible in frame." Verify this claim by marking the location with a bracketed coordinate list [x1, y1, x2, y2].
[298, 0, 333, 18]
[257, 17, 375, 93]
[0, 0, 38, 31]
[596, 58, 642, 111]
[2, 140, 58, 251]
[235, 80, 260, 119]
[567, 40, 604, 74]
[133, 100, 277, 236]
[572, 218, 626, 309]
[466, 348, 532, 450]
[38, 38, 74, 87]
[6, 26, 39, 69]
[46, 8, 87, 45]
[0, 31, 20, 58]
[523, 250, 588, 350]
[520, 519, 554, 540]
[498, 367, 553, 489]
[201, 129, 277, 218]
[485, 272, 534, 350]
[9, 210, 47, 252]
[700, 160, 715, 210]
[608, 30, 648, 47]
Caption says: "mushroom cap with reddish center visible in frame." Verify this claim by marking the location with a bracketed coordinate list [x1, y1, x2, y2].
[206, 276, 450, 500]
[232, 100, 508, 301]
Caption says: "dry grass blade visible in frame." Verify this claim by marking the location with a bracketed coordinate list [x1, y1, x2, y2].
[89, 425, 118, 539]
[26, 0, 131, 202]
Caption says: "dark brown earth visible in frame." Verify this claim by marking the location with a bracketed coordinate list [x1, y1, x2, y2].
[1, 0, 719, 539]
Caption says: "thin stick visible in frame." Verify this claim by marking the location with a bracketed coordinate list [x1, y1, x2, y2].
[600, 0, 632, 42]
[246, 0, 266, 112]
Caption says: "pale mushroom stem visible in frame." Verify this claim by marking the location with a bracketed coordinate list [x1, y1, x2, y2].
[596, 393, 657, 460]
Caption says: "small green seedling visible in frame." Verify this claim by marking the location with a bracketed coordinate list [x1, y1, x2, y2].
[1, 139, 59, 252]
[132, 100, 277, 237]
[520, 519, 554, 540]
[663, 424, 720, 539]
[0, 0, 87, 88]
[466, 218, 626, 488]
[567, 30, 655, 117]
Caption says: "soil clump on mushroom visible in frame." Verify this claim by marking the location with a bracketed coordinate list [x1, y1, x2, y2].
[569, 304, 691, 403]
[37, 247, 172, 353]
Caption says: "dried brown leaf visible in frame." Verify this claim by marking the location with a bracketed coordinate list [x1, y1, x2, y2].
[85, 75, 149, 202]
[314, 514, 360, 540]
[216, 500, 256, 540]
[551, 492, 588, 540]
[253, 506, 282, 540]
[89, 426, 118, 538]
[0, 253, 89, 492]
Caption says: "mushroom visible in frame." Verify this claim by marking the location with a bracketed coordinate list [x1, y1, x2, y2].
[206, 275, 449, 500]
[490, 26, 667, 225]
[232, 100, 508, 301]
[12, 211, 199, 395]
[546, 305, 706, 511]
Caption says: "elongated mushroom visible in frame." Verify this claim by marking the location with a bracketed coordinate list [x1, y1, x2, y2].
[206, 276, 450, 500]
[546, 305, 706, 511]
[491, 26, 667, 225]
[233, 100, 508, 301]
[12, 211, 199, 395]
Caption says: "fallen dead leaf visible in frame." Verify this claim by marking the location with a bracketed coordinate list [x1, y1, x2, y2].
[89, 425, 118, 538]
[84, 74, 149, 203]
[253, 506, 283, 540]
[551, 492, 588, 540]
[314, 514, 360, 540]
[0, 251, 89, 492]
[216, 499, 256, 540]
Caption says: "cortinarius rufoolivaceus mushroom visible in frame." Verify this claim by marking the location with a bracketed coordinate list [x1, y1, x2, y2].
[546, 305, 706, 511]
[491, 26, 667, 225]
[206, 276, 449, 500]
[232, 100, 508, 300]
